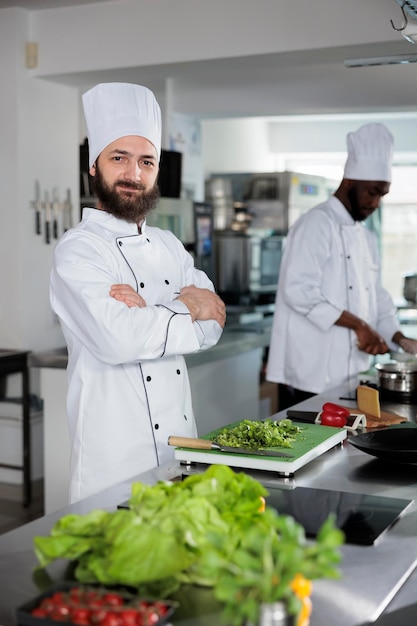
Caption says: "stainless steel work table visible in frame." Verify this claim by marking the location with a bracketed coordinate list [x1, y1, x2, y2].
[1, 377, 417, 626]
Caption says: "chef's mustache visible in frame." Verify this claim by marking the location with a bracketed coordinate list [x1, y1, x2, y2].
[116, 180, 146, 191]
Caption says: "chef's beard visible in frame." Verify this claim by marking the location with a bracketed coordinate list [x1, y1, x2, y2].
[347, 185, 375, 223]
[92, 164, 160, 224]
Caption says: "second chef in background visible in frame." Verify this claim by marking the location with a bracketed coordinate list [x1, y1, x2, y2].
[267, 122, 417, 409]
[50, 82, 225, 504]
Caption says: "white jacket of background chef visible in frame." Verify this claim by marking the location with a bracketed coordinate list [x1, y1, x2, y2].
[50, 208, 223, 504]
[266, 196, 401, 394]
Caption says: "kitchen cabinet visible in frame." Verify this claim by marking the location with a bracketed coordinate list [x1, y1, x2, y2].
[0, 350, 31, 506]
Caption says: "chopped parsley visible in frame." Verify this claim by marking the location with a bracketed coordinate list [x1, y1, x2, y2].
[213, 419, 303, 449]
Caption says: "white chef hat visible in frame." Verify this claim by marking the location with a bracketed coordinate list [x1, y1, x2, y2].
[82, 82, 162, 168]
[343, 122, 394, 183]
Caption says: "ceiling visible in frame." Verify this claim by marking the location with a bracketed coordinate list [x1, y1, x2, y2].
[3, 1, 417, 120]
[44, 39, 417, 120]
[0, 0, 109, 8]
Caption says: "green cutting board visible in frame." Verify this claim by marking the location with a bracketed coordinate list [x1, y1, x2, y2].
[173, 421, 347, 475]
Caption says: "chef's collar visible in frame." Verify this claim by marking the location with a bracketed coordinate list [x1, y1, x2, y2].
[328, 195, 356, 225]
[82, 207, 147, 235]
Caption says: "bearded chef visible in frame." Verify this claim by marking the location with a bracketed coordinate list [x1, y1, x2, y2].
[50, 82, 226, 503]
[266, 122, 417, 410]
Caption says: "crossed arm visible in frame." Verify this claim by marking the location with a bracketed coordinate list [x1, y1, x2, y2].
[110, 283, 226, 328]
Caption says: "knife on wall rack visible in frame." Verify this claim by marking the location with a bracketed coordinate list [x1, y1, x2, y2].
[44, 190, 51, 244]
[33, 180, 41, 235]
[52, 187, 60, 239]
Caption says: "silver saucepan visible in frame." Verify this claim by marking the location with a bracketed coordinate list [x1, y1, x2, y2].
[375, 361, 417, 395]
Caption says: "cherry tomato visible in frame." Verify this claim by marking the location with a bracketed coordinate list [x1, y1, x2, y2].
[90, 608, 108, 623]
[320, 411, 347, 428]
[142, 608, 160, 626]
[101, 612, 121, 626]
[118, 609, 138, 626]
[49, 605, 71, 622]
[152, 601, 169, 616]
[103, 593, 124, 607]
[322, 402, 350, 418]
[71, 608, 91, 625]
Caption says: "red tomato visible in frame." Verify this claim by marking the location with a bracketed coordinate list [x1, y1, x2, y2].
[103, 593, 124, 607]
[118, 609, 139, 626]
[50, 591, 66, 604]
[71, 608, 91, 625]
[101, 612, 121, 626]
[320, 411, 347, 428]
[152, 601, 169, 616]
[142, 609, 160, 626]
[90, 608, 108, 623]
[49, 605, 71, 622]
[322, 402, 350, 418]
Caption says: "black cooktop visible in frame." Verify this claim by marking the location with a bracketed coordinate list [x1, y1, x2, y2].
[266, 485, 413, 546]
[120, 482, 413, 547]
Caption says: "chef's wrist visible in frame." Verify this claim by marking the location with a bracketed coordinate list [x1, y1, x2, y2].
[176, 295, 198, 322]
[393, 332, 406, 347]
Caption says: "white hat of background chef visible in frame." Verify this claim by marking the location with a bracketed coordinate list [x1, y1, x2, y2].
[343, 122, 394, 183]
[82, 82, 162, 168]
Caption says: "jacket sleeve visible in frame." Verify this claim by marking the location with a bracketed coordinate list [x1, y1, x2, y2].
[278, 210, 344, 332]
[50, 232, 222, 365]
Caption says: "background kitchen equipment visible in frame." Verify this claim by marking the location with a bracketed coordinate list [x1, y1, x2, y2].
[30, 181, 73, 243]
[206, 170, 338, 234]
[213, 231, 285, 306]
[375, 361, 417, 401]
[403, 271, 417, 303]
[146, 198, 215, 279]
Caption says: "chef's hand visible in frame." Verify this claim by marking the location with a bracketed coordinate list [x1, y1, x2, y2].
[110, 284, 146, 308]
[355, 322, 389, 355]
[177, 285, 226, 328]
[336, 311, 389, 355]
[395, 334, 417, 356]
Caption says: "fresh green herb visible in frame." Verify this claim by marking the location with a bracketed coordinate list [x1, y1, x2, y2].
[204, 510, 344, 626]
[33, 465, 343, 625]
[213, 418, 303, 449]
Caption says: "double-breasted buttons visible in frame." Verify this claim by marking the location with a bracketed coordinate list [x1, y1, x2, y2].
[165, 279, 170, 285]
[176, 369, 181, 375]
[146, 375, 151, 382]
[154, 423, 159, 430]
[140, 282, 145, 288]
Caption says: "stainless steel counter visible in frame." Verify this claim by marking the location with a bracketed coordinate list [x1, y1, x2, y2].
[29, 319, 273, 370]
[2, 378, 417, 625]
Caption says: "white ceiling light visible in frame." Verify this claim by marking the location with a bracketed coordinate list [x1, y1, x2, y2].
[344, 53, 417, 67]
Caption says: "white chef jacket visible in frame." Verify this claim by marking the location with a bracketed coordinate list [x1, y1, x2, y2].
[266, 196, 401, 394]
[50, 208, 223, 503]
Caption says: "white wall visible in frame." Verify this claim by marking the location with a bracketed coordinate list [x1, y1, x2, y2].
[202, 113, 417, 179]
[0, 8, 79, 351]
